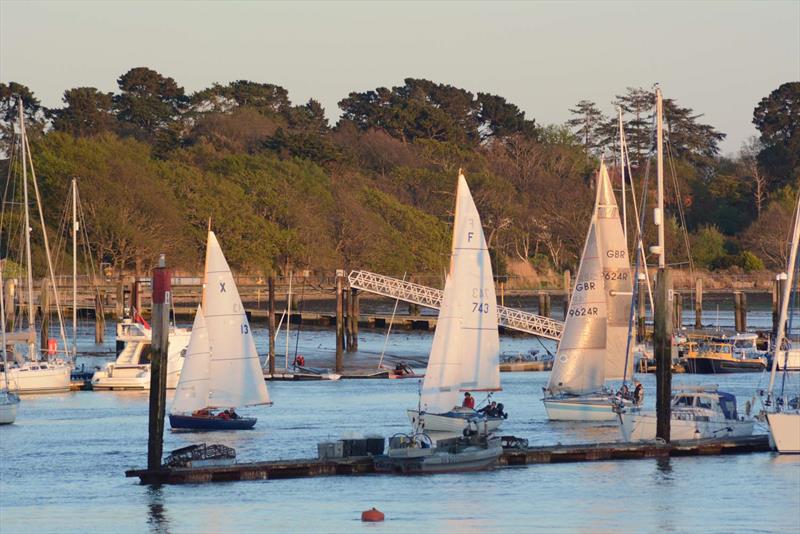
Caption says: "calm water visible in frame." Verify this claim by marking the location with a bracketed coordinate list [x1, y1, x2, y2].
[2, 297, 799, 533]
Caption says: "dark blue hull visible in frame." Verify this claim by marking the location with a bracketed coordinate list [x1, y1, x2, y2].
[169, 414, 257, 430]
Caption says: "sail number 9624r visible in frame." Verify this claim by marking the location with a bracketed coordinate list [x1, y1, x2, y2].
[568, 306, 599, 317]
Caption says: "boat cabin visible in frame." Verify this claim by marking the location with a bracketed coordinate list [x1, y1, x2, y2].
[671, 388, 739, 421]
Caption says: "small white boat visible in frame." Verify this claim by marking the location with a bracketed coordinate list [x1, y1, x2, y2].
[543, 162, 637, 421]
[409, 171, 505, 433]
[91, 320, 190, 390]
[376, 432, 502, 474]
[618, 386, 754, 441]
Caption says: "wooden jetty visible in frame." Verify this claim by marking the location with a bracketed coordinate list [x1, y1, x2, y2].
[126, 434, 770, 485]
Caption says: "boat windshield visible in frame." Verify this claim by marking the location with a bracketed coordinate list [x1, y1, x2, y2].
[718, 392, 738, 419]
[673, 395, 694, 407]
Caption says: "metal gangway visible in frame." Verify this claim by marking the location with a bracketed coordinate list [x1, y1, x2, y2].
[347, 270, 563, 341]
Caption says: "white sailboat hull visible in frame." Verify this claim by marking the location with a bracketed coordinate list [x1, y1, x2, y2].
[5, 362, 71, 394]
[543, 394, 635, 421]
[618, 412, 754, 442]
[767, 412, 800, 453]
[406, 409, 503, 433]
[0, 392, 20, 424]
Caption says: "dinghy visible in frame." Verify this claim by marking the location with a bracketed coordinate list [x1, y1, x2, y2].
[407, 171, 505, 433]
[169, 232, 271, 430]
[543, 162, 637, 421]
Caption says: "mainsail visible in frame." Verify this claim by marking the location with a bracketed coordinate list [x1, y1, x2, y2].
[546, 162, 633, 394]
[420, 173, 500, 413]
[595, 163, 634, 380]
[171, 306, 211, 415]
[204, 231, 271, 408]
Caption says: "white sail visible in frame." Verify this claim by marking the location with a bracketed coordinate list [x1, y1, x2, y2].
[420, 275, 464, 413]
[547, 222, 607, 395]
[204, 231, 271, 408]
[595, 163, 634, 380]
[420, 173, 500, 413]
[451, 174, 501, 393]
[171, 306, 211, 415]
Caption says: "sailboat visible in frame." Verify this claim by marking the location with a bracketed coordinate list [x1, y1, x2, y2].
[617, 87, 754, 441]
[542, 162, 636, 421]
[763, 194, 800, 453]
[406, 171, 505, 433]
[169, 231, 271, 430]
[0, 265, 20, 424]
[1, 98, 71, 394]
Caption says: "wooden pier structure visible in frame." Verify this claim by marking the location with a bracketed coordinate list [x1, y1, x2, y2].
[126, 434, 770, 485]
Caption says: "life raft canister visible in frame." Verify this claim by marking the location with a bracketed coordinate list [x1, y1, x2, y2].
[361, 508, 385, 522]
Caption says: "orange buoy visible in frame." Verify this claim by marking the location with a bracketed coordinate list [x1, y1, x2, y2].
[47, 338, 57, 356]
[361, 508, 385, 522]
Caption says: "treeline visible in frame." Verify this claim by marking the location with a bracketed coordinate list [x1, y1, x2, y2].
[0, 72, 797, 278]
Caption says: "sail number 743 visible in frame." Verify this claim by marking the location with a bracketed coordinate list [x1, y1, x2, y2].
[472, 302, 490, 314]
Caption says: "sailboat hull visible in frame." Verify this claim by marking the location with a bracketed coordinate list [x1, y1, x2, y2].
[5, 362, 71, 394]
[767, 412, 800, 453]
[543, 394, 628, 421]
[169, 414, 257, 431]
[618, 412, 754, 441]
[406, 409, 503, 433]
[0, 392, 20, 424]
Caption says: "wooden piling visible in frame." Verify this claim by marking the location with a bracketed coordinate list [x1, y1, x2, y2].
[115, 277, 124, 319]
[335, 271, 344, 373]
[654, 268, 672, 442]
[39, 278, 49, 351]
[538, 293, 550, 318]
[673, 292, 683, 328]
[694, 278, 703, 328]
[734, 292, 746, 332]
[147, 256, 171, 471]
[94, 291, 105, 344]
[350, 288, 360, 351]
[637, 275, 646, 342]
[132, 278, 142, 314]
[268, 274, 276, 375]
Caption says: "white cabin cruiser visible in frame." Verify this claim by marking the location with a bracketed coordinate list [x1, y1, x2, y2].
[618, 386, 754, 441]
[91, 319, 190, 390]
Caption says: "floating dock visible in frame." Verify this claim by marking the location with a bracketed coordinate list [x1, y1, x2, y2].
[126, 435, 771, 485]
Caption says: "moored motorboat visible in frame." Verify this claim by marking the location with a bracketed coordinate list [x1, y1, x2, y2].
[618, 386, 753, 441]
[684, 340, 767, 373]
[374, 431, 502, 474]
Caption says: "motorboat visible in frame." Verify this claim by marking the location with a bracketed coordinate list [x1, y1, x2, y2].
[618, 385, 754, 441]
[374, 431, 502, 474]
[91, 320, 190, 390]
[684, 339, 767, 373]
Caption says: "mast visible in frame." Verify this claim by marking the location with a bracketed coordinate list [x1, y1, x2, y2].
[284, 269, 292, 371]
[1, 261, 9, 390]
[768, 196, 800, 398]
[72, 178, 78, 359]
[19, 99, 36, 361]
[655, 88, 665, 268]
[618, 107, 627, 245]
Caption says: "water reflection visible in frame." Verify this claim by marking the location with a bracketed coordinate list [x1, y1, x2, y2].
[146, 486, 170, 534]
[655, 456, 673, 480]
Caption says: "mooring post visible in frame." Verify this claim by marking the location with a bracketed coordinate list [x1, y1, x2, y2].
[39, 278, 49, 351]
[351, 288, 360, 351]
[637, 273, 646, 342]
[335, 270, 344, 373]
[132, 278, 142, 314]
[3, 278, 15, 331]
[268, 274, 276, 375]
[673, 292, 683, 329]
[115, 277, 124, 319]
[694, 277, 703, 329]
[734, 292, 744, 332]
[94, 291, 105, 344]
[346, 286, 355, 352]
[738, 292, 747, 332]
[654, 267, 672, 442]
[342, 284, 350, 352]
[147, 255, 170, 471]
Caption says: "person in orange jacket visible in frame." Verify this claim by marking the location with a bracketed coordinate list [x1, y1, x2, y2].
[462, 392, 475, 409]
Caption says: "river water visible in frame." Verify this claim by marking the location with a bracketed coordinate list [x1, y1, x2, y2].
[2, 297, 799, 533]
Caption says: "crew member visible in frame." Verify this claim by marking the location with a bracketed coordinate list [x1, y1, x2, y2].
[462, 392, 475, 409]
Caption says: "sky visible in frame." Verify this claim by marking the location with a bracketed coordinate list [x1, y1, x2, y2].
[1, 0, 798, 155]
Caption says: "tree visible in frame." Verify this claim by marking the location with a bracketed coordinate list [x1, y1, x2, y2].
[0, 82, 48, 151]
[741, 187, 798, 269]
[613, 87, 654, 168]
[753, 81, 800, 188]
[566, 100, 605, 154]
[114, 67, 187, 140]
[191, 80, 290, 116]
[690, 225, 727, 269]
[739, 136, 768, 216]
[52, 87, 115, 137]
[476, 93, 537, 141]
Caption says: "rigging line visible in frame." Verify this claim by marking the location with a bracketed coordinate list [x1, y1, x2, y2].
[665, 139, 695, 275]
[378, 271, 406, 370]
[292, 277, 306, 362]
[24, 133, 70, 361]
